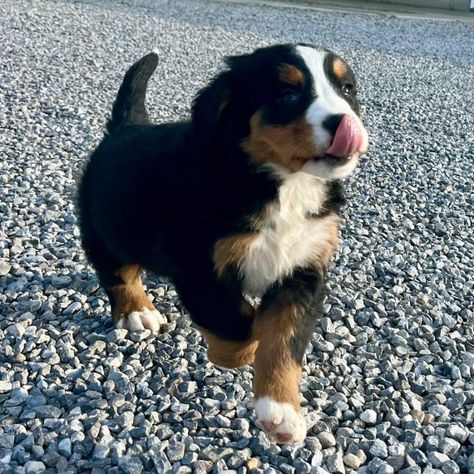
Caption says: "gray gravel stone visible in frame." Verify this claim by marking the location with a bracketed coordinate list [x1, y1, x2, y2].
[370, 439, 388, 458]
[386, 455, 404, 471]
[150, 447, 172, 473]
[317, 432, 336, 448]
[167, 439, 185, 463]
[439, 437, 461, 457]
[92, 444, 110, 460]
[343, 453, 361, 469]
[428, 451, 450, 467]
[0, 382, 12, 394]
[30, 446, 44, 460]
[5, 324, 26, 339]
[377, 463, 395, 474]
[57, 438, 72, 458]
[441, 460, 460, 474]
[24, 461, 45, 474]
[0, 262, 11, 275]
[360, 409, 377, 425]
[428, 405, 450, 419]
[193, 460, 213, 473]
[325, 450, 345, 473]
[399, 469, 421, 474]
[0, 437, 14, 451]
[35, 406, 61, 419]
[118, 456, 143, 474]
[446, 424, 469, 443]
[227, 449, 252, 469]
[42, 452, 60, 468]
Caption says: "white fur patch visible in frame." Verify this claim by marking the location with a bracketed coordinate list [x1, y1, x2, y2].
[301, 153, 360, 180]
[115, 308, 165, 332]
[255, 396, 307, 444]
[242, 171, 339, 296]
[296, 45, 368, 180]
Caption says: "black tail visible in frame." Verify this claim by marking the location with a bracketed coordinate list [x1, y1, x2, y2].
[106, 50, 159, 134]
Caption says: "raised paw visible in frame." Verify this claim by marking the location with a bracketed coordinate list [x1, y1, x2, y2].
[115, 308, 167, 332]
[255, 397, 307, 444]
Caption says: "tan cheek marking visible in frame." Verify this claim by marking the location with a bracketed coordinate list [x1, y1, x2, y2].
[279, 64, 304, 86]
[333, 58, 347, 80]
[253, 303, 304, 410]
[241, 111, 318, 172]
[213, 233, 256, 277]
[111, 265, 155, 321]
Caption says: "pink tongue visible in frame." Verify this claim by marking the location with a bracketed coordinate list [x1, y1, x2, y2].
[326, 114, 363, 157]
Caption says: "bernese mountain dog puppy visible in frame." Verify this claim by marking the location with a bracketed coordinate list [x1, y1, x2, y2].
[78, 43, 368, 444]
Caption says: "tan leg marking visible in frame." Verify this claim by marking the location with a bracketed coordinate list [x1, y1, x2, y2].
[111, 265, 165, 332]
[201, 329, 259, 369]
[198, 300, 258, 369]
[253, 304, 302, 409]
[253, 303, 306, 443]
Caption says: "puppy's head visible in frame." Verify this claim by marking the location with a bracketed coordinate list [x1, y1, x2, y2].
[192, 43, 368, 180]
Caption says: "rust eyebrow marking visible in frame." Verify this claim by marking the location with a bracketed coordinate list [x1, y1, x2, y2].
[333, 58, 347, 80]
[279, 63, 304, 86]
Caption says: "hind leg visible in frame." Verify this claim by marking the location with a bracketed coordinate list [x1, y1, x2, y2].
[108, 264, 166, 332]
[80, 223, 165, 332]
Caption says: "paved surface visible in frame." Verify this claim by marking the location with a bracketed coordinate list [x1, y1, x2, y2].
[1, 0, 473, 472]
[224, 0, 474, 20]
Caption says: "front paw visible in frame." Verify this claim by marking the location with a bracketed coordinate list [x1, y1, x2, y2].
[254, 397, 307, 444]
[115, 308, 167, 332]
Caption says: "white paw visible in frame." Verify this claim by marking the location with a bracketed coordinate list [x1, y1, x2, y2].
[254, 397, 307, 444]
[115, 308, 166, 332]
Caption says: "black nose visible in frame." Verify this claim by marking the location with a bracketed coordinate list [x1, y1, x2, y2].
[323, 114, 344, 135]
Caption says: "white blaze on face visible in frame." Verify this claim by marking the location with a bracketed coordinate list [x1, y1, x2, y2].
[296, 45, 368, 180]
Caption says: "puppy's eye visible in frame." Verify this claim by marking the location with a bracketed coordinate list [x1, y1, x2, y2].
[342, 83, 355, 96]
[278, 91, 300, 105]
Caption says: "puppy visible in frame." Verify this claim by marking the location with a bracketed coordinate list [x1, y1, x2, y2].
[78, 44, 368, 443]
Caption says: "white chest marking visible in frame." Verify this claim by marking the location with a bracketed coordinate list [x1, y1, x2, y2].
[242, 171, 339, 296]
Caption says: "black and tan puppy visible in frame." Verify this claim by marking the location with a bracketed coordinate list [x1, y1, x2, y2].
[78, 44, 368, 443]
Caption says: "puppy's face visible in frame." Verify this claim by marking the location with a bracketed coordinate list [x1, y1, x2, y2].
[194, 44, 368, 180]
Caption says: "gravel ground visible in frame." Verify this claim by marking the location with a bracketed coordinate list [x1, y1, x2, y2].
[1, 0, 474, 472]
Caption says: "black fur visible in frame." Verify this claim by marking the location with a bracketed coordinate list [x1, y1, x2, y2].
[107, 52, 158, 134]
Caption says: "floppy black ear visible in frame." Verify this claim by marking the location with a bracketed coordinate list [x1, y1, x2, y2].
[191, 71, 232, 151]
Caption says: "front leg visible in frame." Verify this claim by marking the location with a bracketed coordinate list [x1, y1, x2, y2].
[173, 271, 258, 369]
[253, 267, 325, 443]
